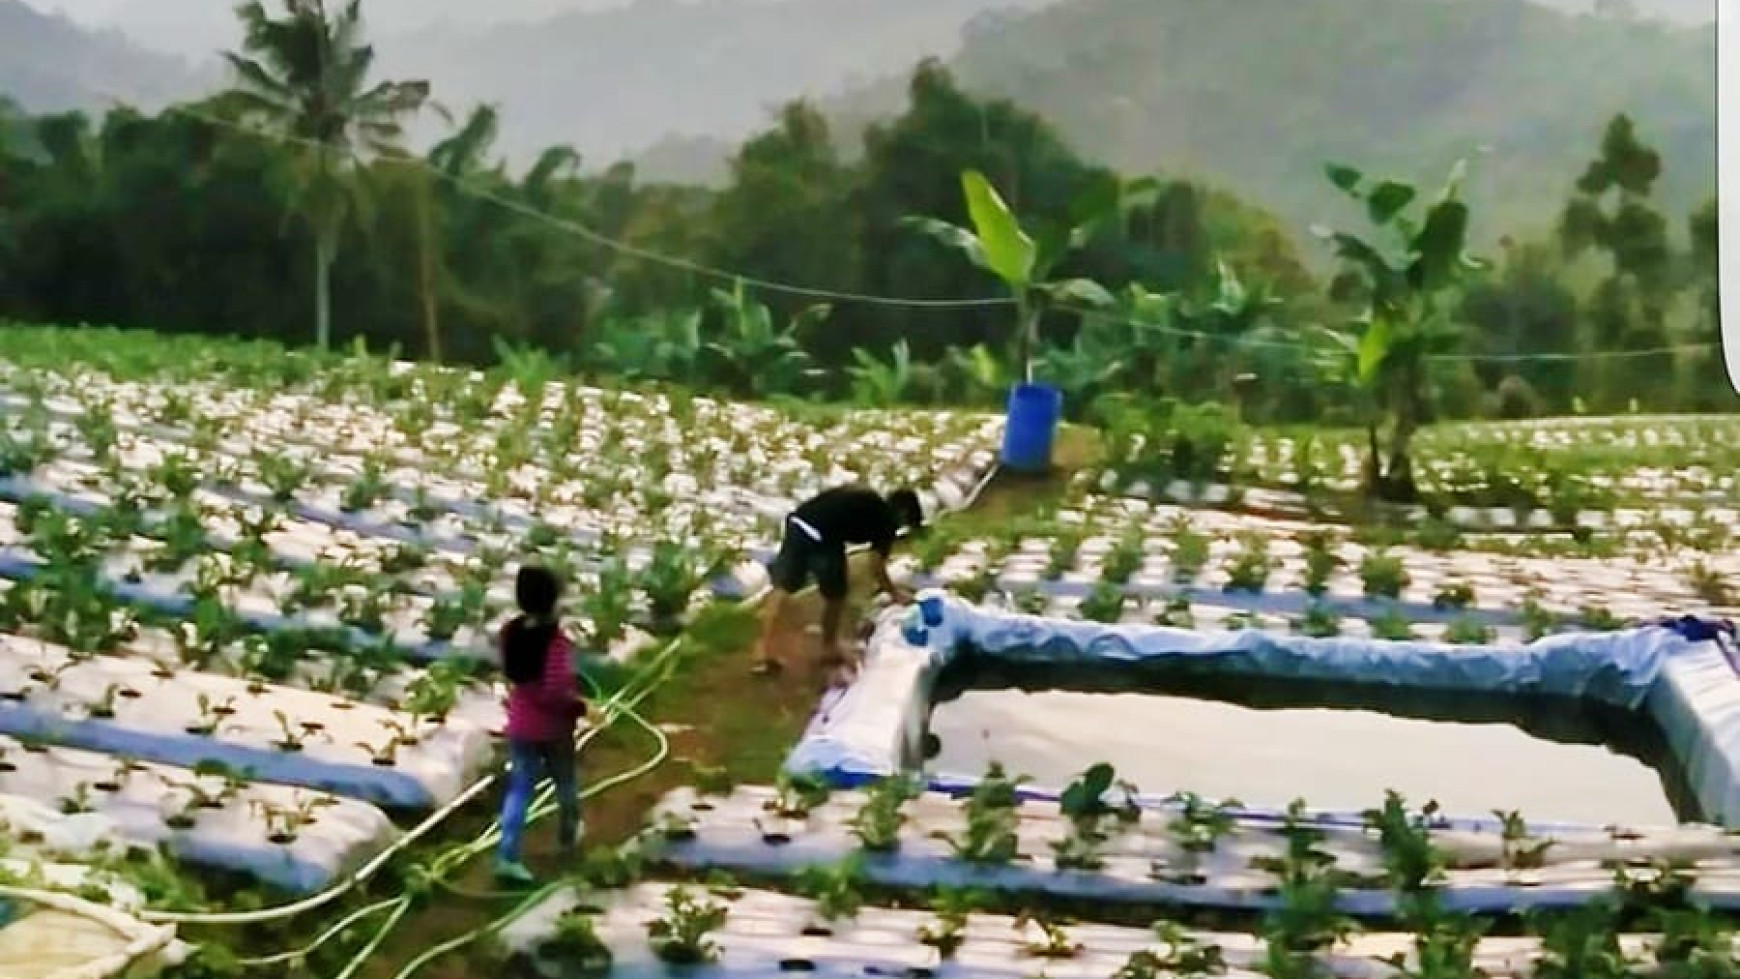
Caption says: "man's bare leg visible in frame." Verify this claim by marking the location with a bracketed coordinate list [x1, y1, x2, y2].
[753, 588, 790, 674]
[818, 596, 853, 673]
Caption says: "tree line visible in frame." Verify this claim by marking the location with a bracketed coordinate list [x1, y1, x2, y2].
[0, 0, 1724, 438]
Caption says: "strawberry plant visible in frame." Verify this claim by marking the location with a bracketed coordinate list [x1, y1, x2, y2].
[1492, 809, 1553, 872]
[1361, 791, 1445, 893]
[794, 855, 865, 921]
[848, 775, 920, 853]
[646, 886, 728, 965]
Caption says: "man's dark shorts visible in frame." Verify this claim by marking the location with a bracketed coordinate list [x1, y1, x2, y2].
[767, 520, 848, 601]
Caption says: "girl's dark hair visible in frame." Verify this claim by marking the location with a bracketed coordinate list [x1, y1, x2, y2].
[502, 566, 562, 684]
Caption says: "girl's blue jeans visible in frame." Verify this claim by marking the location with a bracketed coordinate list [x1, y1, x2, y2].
[497, 736, 580, 864]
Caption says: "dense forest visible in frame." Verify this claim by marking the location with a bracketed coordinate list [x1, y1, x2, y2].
[0, 0, 1727, 460]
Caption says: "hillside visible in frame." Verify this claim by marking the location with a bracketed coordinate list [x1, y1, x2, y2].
[805, 0, 1715, 248]
[0, 0, 203, 112]
[373, 0, 1053, 166]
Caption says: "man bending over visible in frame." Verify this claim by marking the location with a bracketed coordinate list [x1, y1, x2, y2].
[752, 485, 924, 675]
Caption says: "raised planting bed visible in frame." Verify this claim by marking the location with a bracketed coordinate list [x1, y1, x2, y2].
[0, 636, 494, 809]
[784, 593, 1740, 826]
[642, 782, 1740, 916]
[899, 501, 1737, 628]
[491, 880, 1730, 979]
[0, 736, 397, 894]
[0, 885, 179, 979]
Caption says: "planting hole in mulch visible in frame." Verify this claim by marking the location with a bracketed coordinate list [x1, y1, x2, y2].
[800, 925, 832, 937]
[779, 960, 816, 972]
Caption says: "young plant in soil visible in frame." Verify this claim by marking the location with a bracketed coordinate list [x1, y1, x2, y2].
[1015, 589, 1051, 616]
[767, 771, 832, 820]
[688, 763, 735, 798]
[1045, 533, 1082, 581]
[83, 683, 126, 720]
[1015, 911, 1083, 959]
[794, 854, 866, 921]
[1294, 602, 1342, 638]
[184, 693, 236, 736]
[1166, 792, 1238, 860]
[1299, 530, 1342, 597]
[1115, 922, 1228, 979]
[1527, 898, 1634, 979]
[1222, 533, 1274, 593]
[646, 885, 729, 965]
[271, 711, 311, 752]
[1579, 603, 1623, 632]
[1052, 762, 1140, 871]
[1382, 891, 1489, 979]
[1491, 810, 1553, 873]
[1431, 581, 1476, 611]
[1254, 801, 1356, 979]
[916, 887, 983, 961]
[1078, 582, 1127, 624]
[940, 762, 1029, 865]
[250, 794, 336, 845]
[59, 782, 96, 815]
[535, 907, 613, 979]
[1101, 528, 1147, 586]
[1367, 609, 1417, 641]
[1166, 515, 1211, 585]
[1360, 551, 1410, 600]
[1520, 593, 1557, 641]
[1360, 791, 1446, 893]
[1152, 596, 1196, 628]
[848, 775, 920, 853]
[1443, 617, 1494, 645]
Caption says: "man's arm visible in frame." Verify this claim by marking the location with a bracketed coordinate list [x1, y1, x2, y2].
[867, 549, 913, 603]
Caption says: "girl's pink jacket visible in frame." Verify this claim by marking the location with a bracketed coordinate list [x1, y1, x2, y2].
[502, 628, 585, 743]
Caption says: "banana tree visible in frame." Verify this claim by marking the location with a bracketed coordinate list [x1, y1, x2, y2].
[904, 170, 1147, 382]
[703, 280, 827, 399]
[1312, 159, 1488, 502]
[846, 340, 916, 405]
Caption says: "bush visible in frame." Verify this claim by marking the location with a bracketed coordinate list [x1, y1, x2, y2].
[1492, 375, 1543, 419]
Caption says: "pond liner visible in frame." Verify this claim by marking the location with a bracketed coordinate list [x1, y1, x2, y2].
[640, 785, 1740, 917]
[783, 591, 1734, 828]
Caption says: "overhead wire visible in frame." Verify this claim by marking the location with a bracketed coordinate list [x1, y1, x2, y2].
[94, 90, 1720, 367]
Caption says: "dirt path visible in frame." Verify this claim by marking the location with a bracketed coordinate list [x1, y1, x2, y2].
[356, 427, 1098, 979]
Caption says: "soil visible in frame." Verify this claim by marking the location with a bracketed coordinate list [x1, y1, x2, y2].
[347, 426, 1099, 979]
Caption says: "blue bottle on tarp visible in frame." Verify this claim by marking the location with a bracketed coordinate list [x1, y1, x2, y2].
[918, 593, 945, 627]
[901, 609, 930, 646]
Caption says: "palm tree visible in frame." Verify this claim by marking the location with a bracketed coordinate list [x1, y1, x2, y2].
[223, 0, 430, 350]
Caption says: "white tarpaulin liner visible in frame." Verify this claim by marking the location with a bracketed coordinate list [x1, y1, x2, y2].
[0, 886, 177, 979]
[784, 592, 1736, 824]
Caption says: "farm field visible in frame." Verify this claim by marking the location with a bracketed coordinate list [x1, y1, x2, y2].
[0, 326, 1734, 978]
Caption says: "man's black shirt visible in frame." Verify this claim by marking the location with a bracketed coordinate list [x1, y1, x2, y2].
[790, 486, 900, 556]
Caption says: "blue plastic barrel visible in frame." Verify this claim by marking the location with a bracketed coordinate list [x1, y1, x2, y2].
[999, 383, 1063, 472]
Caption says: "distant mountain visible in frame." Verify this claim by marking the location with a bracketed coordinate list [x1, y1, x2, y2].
[0, 0, 204, 112]
[372, 0, 1053, 167]
[802, 0, 1715, 247]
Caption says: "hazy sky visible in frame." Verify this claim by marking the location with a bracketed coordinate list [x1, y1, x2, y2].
[19, 0, 638, 59]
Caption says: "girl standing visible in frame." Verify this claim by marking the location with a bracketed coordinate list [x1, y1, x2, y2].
[494, 565, 585, 884]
